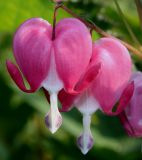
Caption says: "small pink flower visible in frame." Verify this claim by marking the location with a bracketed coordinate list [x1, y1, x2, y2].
[119, 72, 142, 137]
[6, 18, 100, 133]
[59, 38, 133, 154]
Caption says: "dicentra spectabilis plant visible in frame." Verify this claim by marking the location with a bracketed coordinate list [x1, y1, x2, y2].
[59, 37, 134, 154]
[6, 0, 142, 155]
[6, 17, 101, 133]
[120, 72, 142, 137]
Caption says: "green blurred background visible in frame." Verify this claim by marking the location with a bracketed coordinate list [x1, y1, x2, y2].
[0, 0, 142, 160]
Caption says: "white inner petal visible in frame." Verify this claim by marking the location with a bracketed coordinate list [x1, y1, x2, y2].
[42, 48, 63, 133]
[42, 48, 63, 92]
[75, 91, 100, 115]
[77, 112, 94, 155]
[75, 91, 99, 154]
[45, 92, 62, 133]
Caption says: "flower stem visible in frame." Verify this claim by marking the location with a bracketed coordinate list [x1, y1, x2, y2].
[114, 0, 141, 46]
[135, 0, 142, 31]
[54, 4, 142, 58]
[52, 3, 62, 40]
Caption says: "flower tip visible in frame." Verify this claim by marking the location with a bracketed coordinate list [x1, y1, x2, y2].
[77, 134, 94, 155]
[49, 125, 59, 134]
[45, 111, 62, 134]
[80, 146, 90, 155]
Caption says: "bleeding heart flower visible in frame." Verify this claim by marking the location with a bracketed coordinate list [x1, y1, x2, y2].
[119, 72, 142, 137]
[6, 18, 98, 133]
[59, 38, 133, 154]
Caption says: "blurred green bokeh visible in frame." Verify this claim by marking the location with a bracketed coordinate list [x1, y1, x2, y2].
[0, 0, 142, 160]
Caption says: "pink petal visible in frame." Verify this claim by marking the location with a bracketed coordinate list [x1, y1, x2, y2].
[108, 81, 134, 115]
[119, 112, 135, 136]
[54, 18, 92, 93]
[91, 38, 132, 113]
[6, 60, 36, 92]
[58, 89, 77, 112]
[58, 62, 101, 112]
[13, 18, 52, 91]
[74, 63, 101, 93]
[120, 72, 142, 137]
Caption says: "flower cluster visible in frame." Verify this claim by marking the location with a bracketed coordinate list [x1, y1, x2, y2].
[6, 14, 142, 154]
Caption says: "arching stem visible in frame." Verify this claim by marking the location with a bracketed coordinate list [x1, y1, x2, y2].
[114, 0, 141, 46]
[53, 3, 142, 58]
[52, 3, 63, 40]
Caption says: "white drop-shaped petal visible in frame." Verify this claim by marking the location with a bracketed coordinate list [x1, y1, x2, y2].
[75, 91, 100, 154]
[42, 48, 63, 133]
[45, 92, 62, 133]
[77, 114, 94, 155]
[75, 91, 100, 114]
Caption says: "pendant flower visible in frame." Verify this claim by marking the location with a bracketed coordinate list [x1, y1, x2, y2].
[119, 72, 142, 137]
[59, 38, 134, 154]
[6, 18, 100, 133]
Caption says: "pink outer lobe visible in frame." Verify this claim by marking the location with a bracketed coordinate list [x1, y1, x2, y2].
[12, 18, 52, 92]
[108, 81, 134, 115]
[54, 18, 92, 93]
[120, 72, 142, 137]
[7, 18, 51, 92]
[90, 38, 132, 114]
[6, 60, 35, 93]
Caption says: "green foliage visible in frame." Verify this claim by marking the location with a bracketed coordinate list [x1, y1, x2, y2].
[0, 0, 142, 160]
